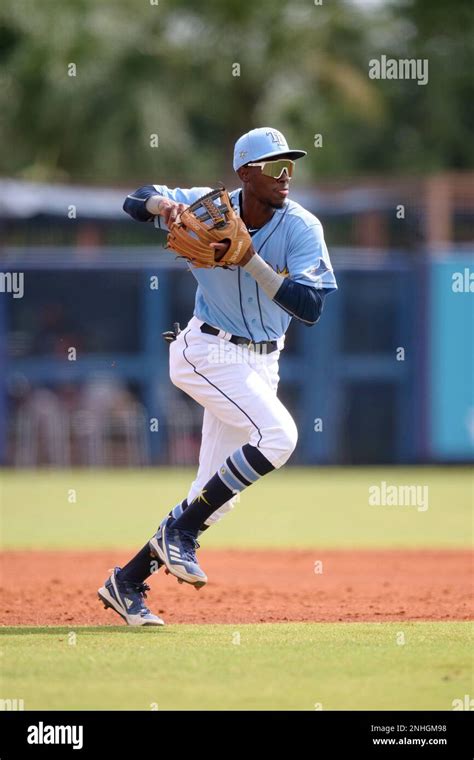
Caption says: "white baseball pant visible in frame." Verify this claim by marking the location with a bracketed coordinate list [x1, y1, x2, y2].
[168, 316, 298, 525]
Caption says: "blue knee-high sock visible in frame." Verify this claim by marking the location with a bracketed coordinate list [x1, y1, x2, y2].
[171, 444, 275, 535]
[168, 499, 210, 534]
[118, 543, 157, 584]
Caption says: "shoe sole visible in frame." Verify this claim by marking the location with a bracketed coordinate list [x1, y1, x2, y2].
[149, 528, 207, 589]
[98, 586, 165, 627]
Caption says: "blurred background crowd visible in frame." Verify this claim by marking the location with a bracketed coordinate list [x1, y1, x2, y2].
[0, 0, 472, 467]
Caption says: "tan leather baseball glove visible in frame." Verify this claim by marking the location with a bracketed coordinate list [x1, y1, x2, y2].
[167, 187, 252, 268]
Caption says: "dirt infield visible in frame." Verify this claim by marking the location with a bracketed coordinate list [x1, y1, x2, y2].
[0, 549, 472, 626]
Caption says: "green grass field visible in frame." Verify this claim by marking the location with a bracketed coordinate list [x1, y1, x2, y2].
[1, 467, 472, 710]
[1, 466, 472, 549]
[1, 623, 472, 711]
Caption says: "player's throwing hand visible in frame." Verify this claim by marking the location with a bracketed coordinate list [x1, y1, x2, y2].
[147, 196, 188, 226]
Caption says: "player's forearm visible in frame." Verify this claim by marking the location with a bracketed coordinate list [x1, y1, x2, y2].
[242, 252, 283, 298]
[123, 186, 186, 229]
[123, 186, 176, 219]
[243, 252, 325, 325]
[123, 185, 157, 222]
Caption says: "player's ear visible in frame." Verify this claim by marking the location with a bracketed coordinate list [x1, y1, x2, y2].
[237, 166, 250, 183]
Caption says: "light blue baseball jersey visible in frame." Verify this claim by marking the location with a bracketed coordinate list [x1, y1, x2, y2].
[154, 185, 337, 342]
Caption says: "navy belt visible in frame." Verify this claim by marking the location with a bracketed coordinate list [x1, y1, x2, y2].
[200, 322, 278, 353]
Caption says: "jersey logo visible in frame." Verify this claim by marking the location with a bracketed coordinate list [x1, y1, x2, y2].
[265, 130, 286, 147]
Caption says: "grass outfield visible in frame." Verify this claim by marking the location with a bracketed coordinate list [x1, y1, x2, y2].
[0, 622, 471, 711]
[1, 467, 472, 550]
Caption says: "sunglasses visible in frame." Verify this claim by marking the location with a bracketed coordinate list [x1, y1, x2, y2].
[247, 158, 295, 179]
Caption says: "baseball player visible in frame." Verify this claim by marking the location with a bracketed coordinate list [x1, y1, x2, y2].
[98, 128, 337, 626]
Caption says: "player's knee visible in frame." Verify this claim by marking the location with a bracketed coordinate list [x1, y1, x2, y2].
[279, 417, 298, 463]
[262, 416, 298, 469]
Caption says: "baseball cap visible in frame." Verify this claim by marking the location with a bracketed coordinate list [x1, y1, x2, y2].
[233, 128, 307, 172]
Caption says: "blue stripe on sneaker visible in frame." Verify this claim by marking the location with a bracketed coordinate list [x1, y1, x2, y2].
[231, 448, 260, 483]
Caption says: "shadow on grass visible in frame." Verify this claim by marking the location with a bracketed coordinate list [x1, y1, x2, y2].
[0, 626, 172, 636]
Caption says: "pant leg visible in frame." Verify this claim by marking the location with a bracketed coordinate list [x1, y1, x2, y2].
[187, 408, 248, 525]
[169, 321, 297, 469]
[169, 319, 296, 524]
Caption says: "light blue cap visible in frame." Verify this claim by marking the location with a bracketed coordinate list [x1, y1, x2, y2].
[233, 127, 307, 172]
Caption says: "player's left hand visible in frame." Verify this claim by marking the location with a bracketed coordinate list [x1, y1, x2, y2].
[210, 240, 255, 265]
[209, 241, 230, 261]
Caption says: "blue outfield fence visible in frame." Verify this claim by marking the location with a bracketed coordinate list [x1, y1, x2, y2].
[0, 247, 472, 466]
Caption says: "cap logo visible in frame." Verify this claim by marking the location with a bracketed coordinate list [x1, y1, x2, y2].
[265, 130, 285, 147]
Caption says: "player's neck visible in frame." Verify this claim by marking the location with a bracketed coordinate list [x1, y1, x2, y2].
[240, 190, 276, 230]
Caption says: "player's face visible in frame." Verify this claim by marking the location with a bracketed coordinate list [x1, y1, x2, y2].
[244, 155, 293, 209]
